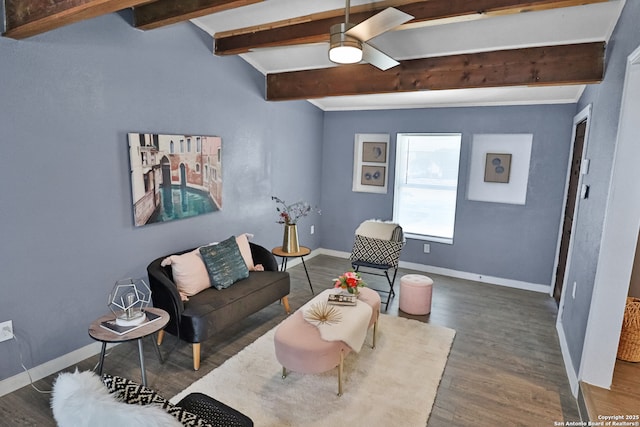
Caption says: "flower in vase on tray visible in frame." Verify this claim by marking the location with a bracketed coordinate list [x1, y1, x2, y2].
[334, 271, 366, 294]
[271, 196, 319, 225]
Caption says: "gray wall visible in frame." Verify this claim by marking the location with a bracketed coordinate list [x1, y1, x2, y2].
[562, 0, 640, 372]
[4, 2, 634, 386]
[0, 12, 323, 381]
[320, 105, 575, 285]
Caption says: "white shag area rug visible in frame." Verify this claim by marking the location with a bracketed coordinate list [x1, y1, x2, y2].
[171, 314, 456, 427]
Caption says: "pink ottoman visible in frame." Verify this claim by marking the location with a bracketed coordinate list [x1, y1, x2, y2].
[274, 287, 380, 396]
[399, 274, 433, 315]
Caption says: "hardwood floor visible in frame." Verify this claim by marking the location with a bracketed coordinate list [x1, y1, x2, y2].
[0, 255, 580, 425]
[581, 360, 640, 420]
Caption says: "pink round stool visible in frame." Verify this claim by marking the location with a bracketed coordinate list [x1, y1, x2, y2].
[399, 274, 433, 315]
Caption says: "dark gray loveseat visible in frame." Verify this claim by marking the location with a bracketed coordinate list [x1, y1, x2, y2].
[147, 242, 290, 370]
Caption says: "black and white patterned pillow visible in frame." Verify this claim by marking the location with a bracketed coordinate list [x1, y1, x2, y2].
[102, 374, 212, 427]
[350, 234, 404, 267]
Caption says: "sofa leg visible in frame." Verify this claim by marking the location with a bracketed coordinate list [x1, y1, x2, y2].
[193, 343, 201, 371]
[281, 296, 291, 314]
[157, 330, 165, 346]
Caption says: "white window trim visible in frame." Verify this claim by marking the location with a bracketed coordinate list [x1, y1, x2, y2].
[404, 233, 453, 245]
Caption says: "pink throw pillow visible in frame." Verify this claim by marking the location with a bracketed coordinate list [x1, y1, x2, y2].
[235, 234, 257, 271]
[160, 249, 210, 301]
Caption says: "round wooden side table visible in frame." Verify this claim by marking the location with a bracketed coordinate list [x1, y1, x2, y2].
[88, 307, 169, 386]
[272, 246, 314, 294]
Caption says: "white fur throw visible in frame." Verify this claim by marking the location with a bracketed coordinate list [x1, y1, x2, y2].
[51, 370, 181, 427]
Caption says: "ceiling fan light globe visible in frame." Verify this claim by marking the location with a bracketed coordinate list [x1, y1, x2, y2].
[330, 44, 363, 64]
[329, 22, 362, 65]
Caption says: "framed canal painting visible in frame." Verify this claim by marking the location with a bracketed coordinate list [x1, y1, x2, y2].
[128, 133, 222, 227]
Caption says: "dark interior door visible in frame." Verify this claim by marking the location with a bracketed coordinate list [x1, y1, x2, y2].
[554, 119, 587, 303]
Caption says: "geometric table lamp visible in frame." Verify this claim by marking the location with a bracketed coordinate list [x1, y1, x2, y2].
[108, 278, 152, 326]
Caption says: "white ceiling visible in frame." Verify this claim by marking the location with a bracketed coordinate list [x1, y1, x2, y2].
[192, 0, 625, 111]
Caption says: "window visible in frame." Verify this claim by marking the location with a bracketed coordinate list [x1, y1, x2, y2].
[393, 133, 462, 243]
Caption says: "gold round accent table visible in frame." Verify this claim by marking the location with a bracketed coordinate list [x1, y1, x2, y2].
[272, 246, 314, 294]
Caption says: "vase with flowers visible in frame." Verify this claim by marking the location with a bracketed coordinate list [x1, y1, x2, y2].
[334, 271, 366, 297]
[272, 196, 319, 253]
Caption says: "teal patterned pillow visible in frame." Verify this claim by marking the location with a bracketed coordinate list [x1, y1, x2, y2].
[199, 236, 249, 290]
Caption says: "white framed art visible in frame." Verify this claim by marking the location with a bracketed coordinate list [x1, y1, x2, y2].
[467, 133, 533, 205]
[352, 133, 390, 194]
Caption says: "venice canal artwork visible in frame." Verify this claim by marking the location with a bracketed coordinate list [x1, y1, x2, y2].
[128, 133, 222, 227]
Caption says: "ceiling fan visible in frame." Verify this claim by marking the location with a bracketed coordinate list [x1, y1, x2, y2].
[329, 0, 414, 70]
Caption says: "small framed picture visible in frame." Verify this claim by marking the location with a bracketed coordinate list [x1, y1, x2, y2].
[484, 153, 512, 183]
[352, 133, 389, 193]
[361, 166, 386, 187]
[362, 142, 387, 163]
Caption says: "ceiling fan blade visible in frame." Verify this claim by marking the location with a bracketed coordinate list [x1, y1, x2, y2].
[346, 7, 413, 42]
[362, 43, 400, 71]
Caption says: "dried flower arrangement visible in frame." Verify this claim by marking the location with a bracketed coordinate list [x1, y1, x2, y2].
[271, 195, 319, 225]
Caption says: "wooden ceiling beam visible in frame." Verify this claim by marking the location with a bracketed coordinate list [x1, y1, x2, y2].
[215, 0, 608, 55]
[3, 0, 154, 39]
[133, 0, 264, 30]
[266, 42, 605, 101]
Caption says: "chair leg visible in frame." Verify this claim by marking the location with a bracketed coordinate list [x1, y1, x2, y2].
[382, 268, 399, 311]
[281, 296, 291, 314]
[390, 268, 398, 296]
[156, 329, 165, 346]
[384, 269, 398, 296]
[382, 271, 393, 311]
[193, 343, 201, 371]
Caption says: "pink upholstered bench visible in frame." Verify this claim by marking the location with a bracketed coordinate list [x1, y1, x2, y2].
[399, 274, 433, 315]
[273, 287, 381, 396]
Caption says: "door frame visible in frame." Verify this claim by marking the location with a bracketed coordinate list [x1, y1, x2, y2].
[552, 104, 591, 315]
[580, 44, 640, 389]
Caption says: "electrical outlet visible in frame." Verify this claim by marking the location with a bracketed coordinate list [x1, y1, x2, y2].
[423, 243, 430, 253]
[310, 225, 315, 235]
[0, 320, 14, 342]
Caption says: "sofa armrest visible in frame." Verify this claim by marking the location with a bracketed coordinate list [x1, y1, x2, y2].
[249, 242, 279, 272]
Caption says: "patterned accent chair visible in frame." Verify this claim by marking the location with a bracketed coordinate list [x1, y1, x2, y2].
[349, 220, 405, 310]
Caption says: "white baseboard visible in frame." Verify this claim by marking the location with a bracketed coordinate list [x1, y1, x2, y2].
[0, 341, 105, 397]
[0, 246, 548, 397]
[318, 248, 550, 293]
[557, 318, 579, 396]
[318, 248, 351, 259]
[279, 247, 322, 269]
